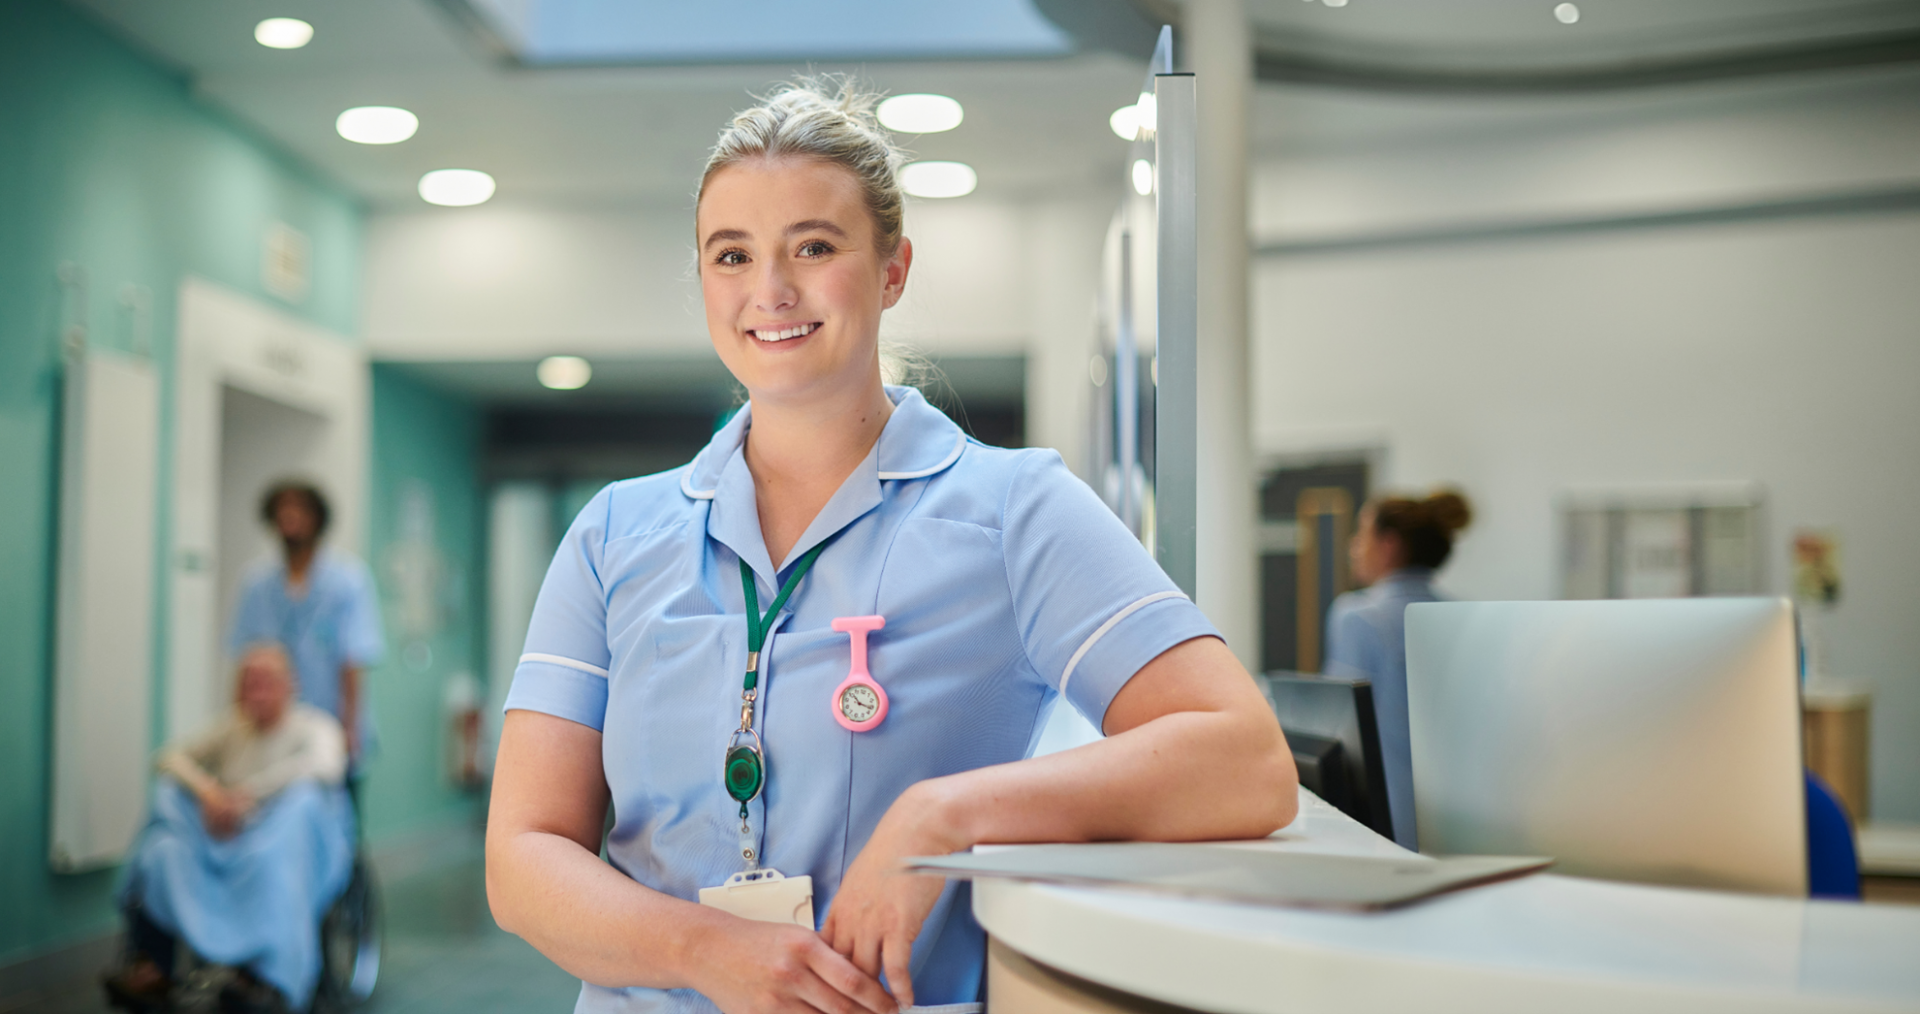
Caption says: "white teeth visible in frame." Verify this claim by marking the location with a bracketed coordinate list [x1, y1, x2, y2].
[753, 323, 818, 342]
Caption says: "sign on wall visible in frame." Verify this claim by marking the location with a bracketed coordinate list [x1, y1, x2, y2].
[1561, 483, 1764, 600]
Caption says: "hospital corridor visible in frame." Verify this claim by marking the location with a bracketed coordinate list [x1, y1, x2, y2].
[6, 1, 1920, 1013]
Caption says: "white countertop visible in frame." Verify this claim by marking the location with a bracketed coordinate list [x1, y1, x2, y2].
[973, 790, 1920, 1013]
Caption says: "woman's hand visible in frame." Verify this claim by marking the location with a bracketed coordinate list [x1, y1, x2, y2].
[822, 782, 964, 1010]
[689, 914, 897, 1014]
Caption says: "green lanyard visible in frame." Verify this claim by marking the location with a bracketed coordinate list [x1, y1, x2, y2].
[725, 542, 830, 837]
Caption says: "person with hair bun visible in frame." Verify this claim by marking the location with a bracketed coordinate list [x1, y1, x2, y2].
[486, 77, 1295, 1014]
[1326, 489, 1473, 851]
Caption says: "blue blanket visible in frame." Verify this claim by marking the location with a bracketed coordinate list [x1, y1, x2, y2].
[121, 778, 356, 1009]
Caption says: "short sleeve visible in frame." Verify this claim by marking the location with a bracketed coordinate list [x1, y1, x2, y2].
[503, 485, 614, 732]
[1002, 452, 1219, 728]
[337, 558, 386, 668]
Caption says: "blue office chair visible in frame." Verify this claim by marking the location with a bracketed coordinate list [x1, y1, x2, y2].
[1806, 770, 1860, 900]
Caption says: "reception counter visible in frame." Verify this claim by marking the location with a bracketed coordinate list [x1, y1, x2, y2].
[977, 789, 1920, 1013]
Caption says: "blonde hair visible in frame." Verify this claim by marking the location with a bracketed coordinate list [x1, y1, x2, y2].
[699, 75, 908, 256]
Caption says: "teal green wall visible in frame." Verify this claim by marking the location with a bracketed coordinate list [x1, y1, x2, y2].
[364, 367, 488, 841]
[0, 1, 362, 963]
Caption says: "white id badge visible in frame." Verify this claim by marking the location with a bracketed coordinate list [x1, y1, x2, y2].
[698, 869, 815, 927]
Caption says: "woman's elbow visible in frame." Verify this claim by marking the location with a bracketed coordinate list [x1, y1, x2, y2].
[1247, 731, 1299, 834]
[484, 834, 524, 936]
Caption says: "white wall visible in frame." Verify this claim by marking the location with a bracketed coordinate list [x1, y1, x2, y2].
[363, 192, 1113, 467]
[1252, 67, 1920, 820]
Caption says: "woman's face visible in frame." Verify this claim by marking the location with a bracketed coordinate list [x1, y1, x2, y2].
[1349, 506, 1404, 587]
[697, 157, 911, 405]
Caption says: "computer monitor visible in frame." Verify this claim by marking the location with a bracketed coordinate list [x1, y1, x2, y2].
[1405, 598, 1805, 896]
[1261, 673, 1394, 841]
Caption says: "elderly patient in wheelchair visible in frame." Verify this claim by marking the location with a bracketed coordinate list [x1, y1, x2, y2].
[106, 643, 355, 1014]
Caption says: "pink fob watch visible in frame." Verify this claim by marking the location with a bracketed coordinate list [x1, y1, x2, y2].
[830, 615, 887, 732]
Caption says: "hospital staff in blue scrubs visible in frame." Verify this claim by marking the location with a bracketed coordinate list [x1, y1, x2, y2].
[230, 482, 385, 762]
[1324, 490, 1472, 851]
[486, 78, 1296, 1014]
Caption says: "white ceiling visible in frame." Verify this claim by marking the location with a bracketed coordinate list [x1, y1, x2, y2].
[67, 0, 1920, 210]
[1240, 0, 1920, 67]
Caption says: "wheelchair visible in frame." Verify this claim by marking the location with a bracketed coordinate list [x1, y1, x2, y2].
[106, 847, 381, 1014]
[314, 853, 382, 1013]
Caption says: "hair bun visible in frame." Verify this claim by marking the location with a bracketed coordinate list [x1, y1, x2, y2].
[1423, 489, 1472, 533]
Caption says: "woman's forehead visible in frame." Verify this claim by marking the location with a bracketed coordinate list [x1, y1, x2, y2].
[698, 159, 868, 237]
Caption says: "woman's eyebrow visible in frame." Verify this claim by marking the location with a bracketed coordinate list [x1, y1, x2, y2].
[786, 219, 847, 238]
[703, 228, 750, 250]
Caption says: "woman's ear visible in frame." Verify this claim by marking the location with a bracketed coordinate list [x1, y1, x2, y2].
[880, 237, 913, 309]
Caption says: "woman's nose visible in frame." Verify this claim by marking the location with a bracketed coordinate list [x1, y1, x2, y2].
[754, 260, 798, 313]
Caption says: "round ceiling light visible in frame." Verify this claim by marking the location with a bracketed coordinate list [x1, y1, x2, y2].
[900, 161, 977, 199]
[1131, 159, 1154, 196]
[537, 356, 592, 391]
[336, 106, 418, 145]
[877, 94, 964, 134]
[1554, 3, 1581, 24]
[1109, 104, 1140, 140]
[254, 18, 313, 49]
[418, 169, 496, 207]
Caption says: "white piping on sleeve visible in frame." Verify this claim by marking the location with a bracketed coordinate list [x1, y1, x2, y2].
[878, 431, 966, 480]
[520, 652, 610, 678]
[1057, 591, 1188, 697]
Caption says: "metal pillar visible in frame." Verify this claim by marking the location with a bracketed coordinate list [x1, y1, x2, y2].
[1153, 73, 1198, 598]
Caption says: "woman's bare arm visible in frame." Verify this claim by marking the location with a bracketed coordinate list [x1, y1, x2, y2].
[823, 635, 1295, 1006]
[487, 709, 896, 1013]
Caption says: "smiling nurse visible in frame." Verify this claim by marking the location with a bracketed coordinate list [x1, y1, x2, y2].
[485, 79, 1298, 1014]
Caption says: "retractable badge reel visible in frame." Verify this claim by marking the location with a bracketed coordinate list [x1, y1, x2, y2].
[831, 616, 887, 731]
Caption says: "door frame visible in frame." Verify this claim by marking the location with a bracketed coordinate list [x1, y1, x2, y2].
[168, 277, 367, 742]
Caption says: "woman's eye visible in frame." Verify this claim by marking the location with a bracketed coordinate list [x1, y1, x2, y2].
[714, 249, 749, 267]
[798, 240, 834, 258]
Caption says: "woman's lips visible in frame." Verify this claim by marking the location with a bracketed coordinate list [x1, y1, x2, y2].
[749, 322, 821, 343]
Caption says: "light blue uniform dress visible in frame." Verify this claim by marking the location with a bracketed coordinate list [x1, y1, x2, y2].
[230, 550, 386, 755]
[1324, 567, 1440, 851]
[505, 387, 1217, 1013]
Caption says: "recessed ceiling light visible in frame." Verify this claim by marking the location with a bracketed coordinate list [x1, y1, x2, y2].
[419, 169, 496, 207]
[254, 18, 313, 49]
[877, 94, 964, 134]
[1110, 104, 1140, 140]
[900, 161, 977, 199]
[336, 106, 419, 145]
[537, 356, 592, 391]
[1131, 159, 1154, 196]
[1134, 92, 1158, 134]
[1554, 3, 1581, 24]
[1323, 0, 1348, 7]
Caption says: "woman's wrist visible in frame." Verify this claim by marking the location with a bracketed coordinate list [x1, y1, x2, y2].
[896, 776, 975, 857]
[663, 902, 730, 991]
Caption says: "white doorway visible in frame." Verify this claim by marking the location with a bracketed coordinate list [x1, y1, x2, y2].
[215, 387, 330, 654]
[169, 278, 367, 743]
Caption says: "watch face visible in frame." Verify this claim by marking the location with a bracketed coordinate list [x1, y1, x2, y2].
[839, 684, 880, 723]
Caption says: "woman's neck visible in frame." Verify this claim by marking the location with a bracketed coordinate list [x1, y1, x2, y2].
[743, 379, 894, 567]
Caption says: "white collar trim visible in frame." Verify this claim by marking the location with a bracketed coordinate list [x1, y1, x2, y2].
[877, 430, 966, 480]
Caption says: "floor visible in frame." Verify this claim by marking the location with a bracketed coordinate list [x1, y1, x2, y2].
[15, 855, 581, 1014]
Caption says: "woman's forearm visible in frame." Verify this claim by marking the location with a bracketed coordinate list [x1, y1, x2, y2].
[486, 825, 731, 989]
[909, 638, 1297, 854]
[924, 706, 1294, 852]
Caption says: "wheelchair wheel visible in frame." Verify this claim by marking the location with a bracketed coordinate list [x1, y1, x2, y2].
[316, 856, 381, 1012]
